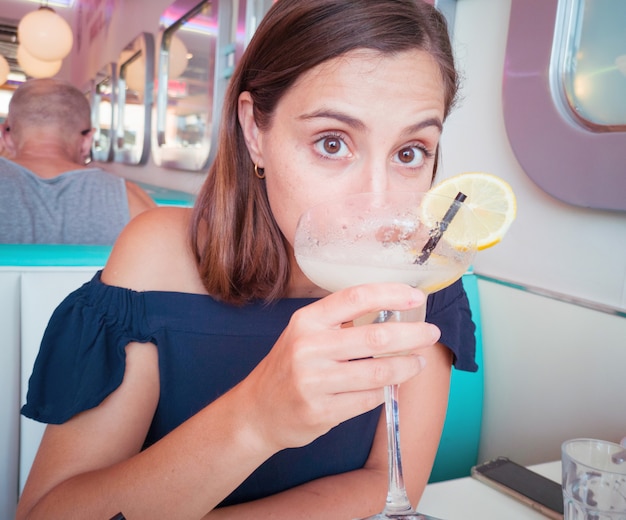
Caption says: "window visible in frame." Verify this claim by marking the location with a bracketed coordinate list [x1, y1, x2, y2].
[503, 0, 626, 212]
[551, 0, 626, 131]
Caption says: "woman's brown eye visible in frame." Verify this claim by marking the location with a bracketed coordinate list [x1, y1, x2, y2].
[399, 147, 415, 164]
[323, 137, 341, 154]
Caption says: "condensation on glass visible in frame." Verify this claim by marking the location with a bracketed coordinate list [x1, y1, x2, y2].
[551, 0, 626, 131]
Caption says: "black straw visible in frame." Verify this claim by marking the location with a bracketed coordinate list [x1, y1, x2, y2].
[415, 192, 467, 265]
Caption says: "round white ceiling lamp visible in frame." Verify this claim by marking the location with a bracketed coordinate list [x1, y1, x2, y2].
[168, 34, 189, 79]
[157, 31, 189, 79]
[16, 45, 63, 78]
[18, 6, 73, 62]
[120, 49, 146, 93]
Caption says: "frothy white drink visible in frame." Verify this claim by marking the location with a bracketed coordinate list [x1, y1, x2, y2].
[296, 241, 464, 294]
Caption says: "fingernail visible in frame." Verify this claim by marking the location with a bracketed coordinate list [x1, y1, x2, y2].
[416, 355, 427, 370]
[410, 288, 426, 302]
[428, 324, 441, 342]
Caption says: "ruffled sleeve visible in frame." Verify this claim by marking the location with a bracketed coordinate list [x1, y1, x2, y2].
[21, 271, 154, 424]
[426, 277, 478, 372]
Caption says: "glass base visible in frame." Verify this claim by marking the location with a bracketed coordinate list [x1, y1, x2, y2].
[359, 513, 443, 520]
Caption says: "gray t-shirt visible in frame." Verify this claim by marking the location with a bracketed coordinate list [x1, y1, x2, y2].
[0, 158, 130, 245]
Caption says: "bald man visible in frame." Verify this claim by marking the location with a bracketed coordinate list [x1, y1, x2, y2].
[0, 78, 155, 245]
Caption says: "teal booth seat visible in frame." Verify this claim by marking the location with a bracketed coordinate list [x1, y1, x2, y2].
[428, 271, 484, 482]
[136, 182, 196, 207]
[0, 244, 112, 266]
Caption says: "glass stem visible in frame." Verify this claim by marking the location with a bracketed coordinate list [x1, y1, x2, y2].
[382, 383, 414, 515]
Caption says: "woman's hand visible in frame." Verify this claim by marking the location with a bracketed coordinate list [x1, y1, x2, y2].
[238, 282, 441, 452]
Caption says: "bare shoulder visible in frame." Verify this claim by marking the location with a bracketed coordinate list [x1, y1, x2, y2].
[124, 180, 157, 218]
[102, 206, 206, 294]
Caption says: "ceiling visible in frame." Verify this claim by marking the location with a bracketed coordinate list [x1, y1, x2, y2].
[0, 0, 74, 80]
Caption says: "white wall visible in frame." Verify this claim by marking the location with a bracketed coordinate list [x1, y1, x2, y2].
[476, 279, 626, 465]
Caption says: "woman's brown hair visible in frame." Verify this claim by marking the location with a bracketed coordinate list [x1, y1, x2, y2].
[190, 0, 459, 305]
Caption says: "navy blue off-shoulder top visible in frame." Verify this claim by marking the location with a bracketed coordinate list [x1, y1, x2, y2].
[21, 272, 476, 506]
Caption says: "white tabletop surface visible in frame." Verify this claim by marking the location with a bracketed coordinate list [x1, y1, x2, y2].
[417, 461, 562, 519]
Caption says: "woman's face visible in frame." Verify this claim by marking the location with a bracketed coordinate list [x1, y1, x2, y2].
[239, 48, 446, 285]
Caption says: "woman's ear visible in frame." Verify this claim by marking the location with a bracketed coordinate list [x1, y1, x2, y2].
[238, 91, 264, 167]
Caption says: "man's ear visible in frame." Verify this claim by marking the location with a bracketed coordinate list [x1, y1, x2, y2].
[1, 122, 16, 157]
[80, 129, 94, 163]
[238, 91, 264, 167]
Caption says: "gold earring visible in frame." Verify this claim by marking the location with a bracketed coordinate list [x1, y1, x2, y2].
[254, 164, 266, 179]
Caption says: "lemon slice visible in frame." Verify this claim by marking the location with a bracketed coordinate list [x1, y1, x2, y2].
[427, 172, 517, 250]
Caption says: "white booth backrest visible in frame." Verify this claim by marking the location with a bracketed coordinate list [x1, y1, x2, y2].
[19, 271, 100, 491]
[0, 244, 109, 520]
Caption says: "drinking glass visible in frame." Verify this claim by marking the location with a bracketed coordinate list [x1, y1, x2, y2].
[294, 191, 478, 519]
[562, 438, 626, 520]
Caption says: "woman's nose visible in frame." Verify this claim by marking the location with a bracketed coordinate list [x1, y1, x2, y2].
[357, 162, 391, 193]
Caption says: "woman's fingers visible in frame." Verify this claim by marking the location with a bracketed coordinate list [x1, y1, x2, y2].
[288, 284, 440, 362]
[262, 352, 428, 441]
[306, 283, 428, 328]
[289, 317, 439, 363]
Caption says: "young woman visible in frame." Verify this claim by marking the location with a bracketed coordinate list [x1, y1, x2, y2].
[17, 0, 477, 518]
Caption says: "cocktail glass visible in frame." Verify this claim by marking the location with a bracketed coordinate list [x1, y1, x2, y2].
[294, 191, 478, 519]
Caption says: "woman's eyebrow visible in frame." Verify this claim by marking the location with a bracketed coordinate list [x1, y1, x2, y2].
[298, 110, 366, 131]
[298, 110, 442, 136]
[402, 117, 443, 136]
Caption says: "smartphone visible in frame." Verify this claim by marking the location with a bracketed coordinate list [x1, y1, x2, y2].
[471, 457, 564, 519]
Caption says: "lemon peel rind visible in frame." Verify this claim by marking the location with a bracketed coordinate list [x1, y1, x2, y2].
[428, 172, 517, 251]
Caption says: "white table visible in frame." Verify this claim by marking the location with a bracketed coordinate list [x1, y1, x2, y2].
[417, 461, 561, 519]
